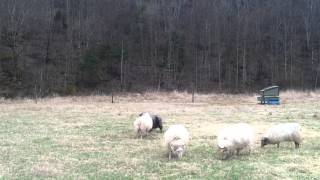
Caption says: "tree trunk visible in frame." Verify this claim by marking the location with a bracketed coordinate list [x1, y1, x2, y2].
[284, 23, 287, 81]
[236, 43, 239, 90]
[315, 64, 319, 90]
[242, 41, 247, 87]
[290, 39, 293, 88]
[120, 40, 124, 91]
[218, 52, 222, 90]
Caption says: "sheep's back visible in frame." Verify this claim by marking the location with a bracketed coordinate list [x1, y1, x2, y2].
[266, 123, 301, 142]
[164, 125, 189, 146]
[218, 123, 254, 149]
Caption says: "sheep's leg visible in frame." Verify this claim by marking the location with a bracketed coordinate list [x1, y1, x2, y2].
[294, 142, 300, 149]
[169, 152, 172, 160]
[277, 143, 280, 148]
[236, 149, 240, 155]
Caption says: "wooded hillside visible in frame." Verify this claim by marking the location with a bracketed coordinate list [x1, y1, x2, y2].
[1, 0, 320, 97]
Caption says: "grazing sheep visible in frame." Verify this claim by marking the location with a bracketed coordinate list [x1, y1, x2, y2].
[261, 123, 301, 149]
[139, 112, 163, 132]
[164, 125, 190, 159]
[217, 123, 254, 160]
[133, 112, 153, 138]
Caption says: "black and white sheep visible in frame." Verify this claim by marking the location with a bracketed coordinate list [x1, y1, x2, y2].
[164, 125, 190, 159]
[139, 112, 163, 132]
[134, 112, 163, 138]
[217, 123, 254, 160]
[261, 123, 301, 149]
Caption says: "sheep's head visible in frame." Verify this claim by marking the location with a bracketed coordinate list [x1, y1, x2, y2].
[217, 146, 231, 160]
[169, 139, 186, 159]
[217, 138, 233, 160]
[261, 137, 269, 147]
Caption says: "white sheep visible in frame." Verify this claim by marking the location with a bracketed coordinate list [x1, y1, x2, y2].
[261, 123, 301, 148]
[164, 125, 190, 159]
[133, 112, 153, 138]
[217, 123, 254, 160]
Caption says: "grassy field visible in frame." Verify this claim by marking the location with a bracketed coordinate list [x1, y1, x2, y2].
[0, 91, 320, 179]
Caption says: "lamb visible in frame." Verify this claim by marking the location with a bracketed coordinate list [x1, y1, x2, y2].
[163, 125, 190, 159]
[133, 112, 153, 138]
[139, 112, 163, 132]
[261, 123, 301, 149]
[217, 123, 254, 160]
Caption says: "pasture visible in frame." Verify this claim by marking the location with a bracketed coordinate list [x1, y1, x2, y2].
[0, 91, 320, 179]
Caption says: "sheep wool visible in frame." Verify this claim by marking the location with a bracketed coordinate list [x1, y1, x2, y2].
[133, 112, 153, 138]
[261, 123, 301, 148]
[164, 125, 190, 159]
[217, 123, 254, 160]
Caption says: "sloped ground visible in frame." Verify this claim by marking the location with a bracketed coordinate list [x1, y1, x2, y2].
[0, 91, 319, 179]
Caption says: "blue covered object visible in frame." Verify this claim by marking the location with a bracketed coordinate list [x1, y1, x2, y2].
[266, 99, 280, 105]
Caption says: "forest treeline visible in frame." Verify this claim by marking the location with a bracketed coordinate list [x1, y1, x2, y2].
[1, 0, 320, 97]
